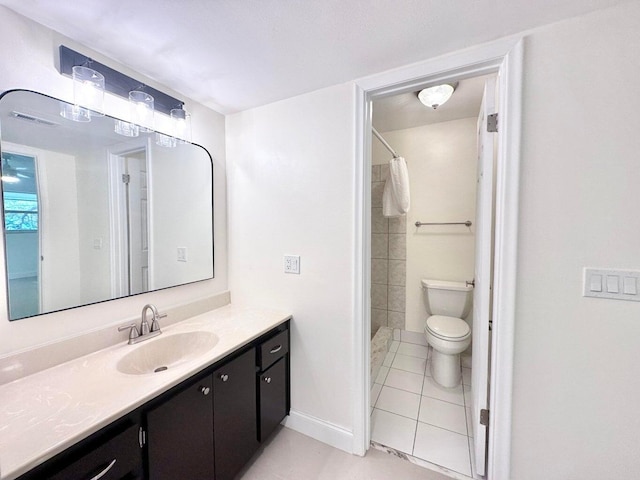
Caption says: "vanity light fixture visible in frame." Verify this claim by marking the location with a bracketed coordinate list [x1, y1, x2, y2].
[170, 107, 192, 143]
[155, 132, 177, 148]
[60, 65, 105, 121]
[418, 83, 457, 109]
[129, 90, 154, 132]
[58, 45, 186, 124]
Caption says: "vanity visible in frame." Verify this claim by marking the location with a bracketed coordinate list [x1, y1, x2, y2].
[0, 305, 291, 480]
[0, 87, 290, 479]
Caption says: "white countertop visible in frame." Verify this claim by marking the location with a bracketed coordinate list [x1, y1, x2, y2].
[0, 304, 291, 480]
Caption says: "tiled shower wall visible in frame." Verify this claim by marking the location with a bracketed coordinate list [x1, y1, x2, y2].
[371, 164, 406, 337]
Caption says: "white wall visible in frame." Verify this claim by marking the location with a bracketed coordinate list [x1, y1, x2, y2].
[509, 3, 640, 479]
[227, 2, 640, 476]
[374, 118, 478, 333]
[227, 83, 356, 434]
[149, 141, 214, 289]
[0, 8, 227, 356]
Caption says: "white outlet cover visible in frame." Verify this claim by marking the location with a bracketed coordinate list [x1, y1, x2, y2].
[284, 255, 300, 274]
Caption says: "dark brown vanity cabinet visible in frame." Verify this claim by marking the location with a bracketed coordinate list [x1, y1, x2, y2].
[257, 329, 290, 442]
[212, 349, 260, 480]
[146, 374, 214, 480]
[17, 321, 290, 480]
[17, 415, 143, 480]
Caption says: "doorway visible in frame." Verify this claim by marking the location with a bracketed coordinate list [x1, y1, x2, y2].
[108, 142, 151, 297]
[368, 73, 495, 478]
[353, 39, 523, 480]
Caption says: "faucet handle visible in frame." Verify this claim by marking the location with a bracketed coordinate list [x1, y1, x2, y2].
[118, 323, 140, 343]
[150, 312, 166, 333]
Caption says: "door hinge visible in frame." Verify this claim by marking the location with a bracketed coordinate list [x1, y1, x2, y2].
[487, 113, 498, 133]
[480, 408, 490, 426]
[138, 427, 146, 448]
[122, 173, 131, 184]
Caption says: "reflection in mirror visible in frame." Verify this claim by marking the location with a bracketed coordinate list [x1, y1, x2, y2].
[0, 90, 214, 320]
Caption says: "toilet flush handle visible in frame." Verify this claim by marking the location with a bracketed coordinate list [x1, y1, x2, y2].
[466, 279, 475, 287]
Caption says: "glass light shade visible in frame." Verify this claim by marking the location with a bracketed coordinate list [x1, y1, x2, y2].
[72, 65, 104, 116]
[155, 132, 176, 148]
[129, 91, 154, 132]
[114, 119, 140, 137]
[60, 102, 91, 122]
[418, 84, 455, 109]
[170, 108, 192, 143]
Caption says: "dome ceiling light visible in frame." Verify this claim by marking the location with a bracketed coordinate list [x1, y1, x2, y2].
[417, 83, 457, 110]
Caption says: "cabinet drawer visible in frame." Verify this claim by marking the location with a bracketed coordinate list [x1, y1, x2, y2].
[48, 423, 141, 480]
[258, 357, 288, 442]
[258, 329, 288, 369]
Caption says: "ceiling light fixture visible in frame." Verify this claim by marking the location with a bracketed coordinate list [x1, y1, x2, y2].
[417, 83, 457, 110]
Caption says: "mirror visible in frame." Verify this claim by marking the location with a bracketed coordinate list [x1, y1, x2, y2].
[0, 90, 214, 320]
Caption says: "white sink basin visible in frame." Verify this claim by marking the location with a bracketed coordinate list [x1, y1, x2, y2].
[117, 331, 219, 375]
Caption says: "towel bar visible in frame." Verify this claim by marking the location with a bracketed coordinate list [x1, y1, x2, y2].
[415, 221, 472, 227]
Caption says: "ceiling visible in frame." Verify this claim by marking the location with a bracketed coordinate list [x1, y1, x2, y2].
[373, 74, 492, 132]
[0, 0, 630, 114]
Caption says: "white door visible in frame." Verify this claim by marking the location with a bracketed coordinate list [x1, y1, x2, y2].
[471, 76, 497, 476]
[125, 151, 149, 295]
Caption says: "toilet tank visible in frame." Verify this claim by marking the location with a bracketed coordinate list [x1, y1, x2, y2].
[421, 279, 473, 318]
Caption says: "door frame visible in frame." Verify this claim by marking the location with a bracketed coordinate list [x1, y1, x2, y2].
[352, 37, 523, 480]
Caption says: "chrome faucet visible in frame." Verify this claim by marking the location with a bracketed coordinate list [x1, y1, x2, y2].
[118, 304, 167, 345]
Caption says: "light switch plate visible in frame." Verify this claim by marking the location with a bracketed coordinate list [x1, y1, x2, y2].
[284, 255, 300, 274]
[583, 268, 640, 302]
[177, 247, 188, 262]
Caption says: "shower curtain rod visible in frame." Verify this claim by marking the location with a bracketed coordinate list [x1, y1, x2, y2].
[372, 127, 400, 158]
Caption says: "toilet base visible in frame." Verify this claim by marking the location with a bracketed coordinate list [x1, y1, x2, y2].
[430, 349, 462, 388]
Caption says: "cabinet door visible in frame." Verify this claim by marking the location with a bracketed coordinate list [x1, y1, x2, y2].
[258, 357, 288, 442]
[213, 349, 259, 480]
[48, 423, 142, 480]
[146, 375, 214, 480]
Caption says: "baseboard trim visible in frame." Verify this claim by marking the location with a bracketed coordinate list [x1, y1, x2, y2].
[282, 409, 354, 454]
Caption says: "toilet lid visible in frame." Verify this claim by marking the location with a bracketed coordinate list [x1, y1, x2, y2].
[426, 315, 470, 340]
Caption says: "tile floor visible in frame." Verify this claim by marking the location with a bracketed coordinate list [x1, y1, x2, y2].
[239, 425, 452, 480]
[371, 330, 475, 478]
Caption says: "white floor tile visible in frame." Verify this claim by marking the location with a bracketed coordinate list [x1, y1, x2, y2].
[384, 368, 425, 394]
[422, 376, 465, 406]
[371, 383, 383, 406]
[375, 386, 421, 419]
[463, 384, 472, 407]
[418, 396, 468, 435]
[389, 340, 400, 352]
[397, 342, 429, 359]
[370, 408, 417, 455]
[466, 407, 473, 438]
[462, 367, 471, 386]
[383, 351, 396, 367]
[239, 426, 454, 480]
[391, 353, 427, 375]
[401, 330, 428, 346]
[375, 366, 390, 384]
[413, 423, 472, 476]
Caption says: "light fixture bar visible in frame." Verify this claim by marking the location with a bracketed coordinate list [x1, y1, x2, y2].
[58, 45, 184, 115]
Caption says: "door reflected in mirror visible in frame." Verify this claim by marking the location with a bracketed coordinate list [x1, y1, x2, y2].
[0, 90, 214, 320]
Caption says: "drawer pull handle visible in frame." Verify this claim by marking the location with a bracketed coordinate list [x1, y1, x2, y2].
[89, 459, 116, 480]
[220, 374, 229, 382]
[200, 386, 211, 395]
[269, 345, 282, 354]
[264, 377, 272, 384]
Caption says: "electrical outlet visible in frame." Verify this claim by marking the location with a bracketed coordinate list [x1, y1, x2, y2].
[284, 255, 300, 274]
[177, 247, 188, 262]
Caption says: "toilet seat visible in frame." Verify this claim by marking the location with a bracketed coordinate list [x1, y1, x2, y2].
[426, 315, 470, 341]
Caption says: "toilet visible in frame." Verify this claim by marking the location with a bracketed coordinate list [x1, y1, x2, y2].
[421, 278, 473, 388]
